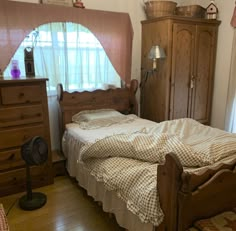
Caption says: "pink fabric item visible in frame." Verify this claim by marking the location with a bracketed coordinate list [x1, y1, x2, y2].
[194, 211, 236, 231]
[231, 6, 236, 27]
[0, 0, 133, 83]
[0, 204, 9, 231]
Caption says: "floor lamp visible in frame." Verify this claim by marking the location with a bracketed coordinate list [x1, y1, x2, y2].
[140, 45, 166, 87]
[140, 45, 166, 117]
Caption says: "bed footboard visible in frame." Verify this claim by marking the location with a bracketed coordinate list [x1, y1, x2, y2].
[157, 153, 183, 230]
[157, 153, 236, 231]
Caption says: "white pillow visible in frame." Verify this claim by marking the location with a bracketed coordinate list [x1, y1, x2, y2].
[72, 109, 123, 123]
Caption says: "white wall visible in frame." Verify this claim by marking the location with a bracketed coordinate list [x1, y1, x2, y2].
[9, 0, 236, 130]
[210, 0, 234, 130]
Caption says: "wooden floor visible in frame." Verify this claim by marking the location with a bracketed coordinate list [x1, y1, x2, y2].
[0, 176, 125, 231]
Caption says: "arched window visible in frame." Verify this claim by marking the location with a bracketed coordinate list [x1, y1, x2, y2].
[4, 22, 123, 150]
[4, 22, 121, 94]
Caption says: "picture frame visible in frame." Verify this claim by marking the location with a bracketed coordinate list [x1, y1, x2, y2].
[24, 48, 35, 78]
[41, 0, 73, 7]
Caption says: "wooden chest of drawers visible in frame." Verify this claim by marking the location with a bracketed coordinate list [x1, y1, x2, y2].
[0, 78, 53, 196]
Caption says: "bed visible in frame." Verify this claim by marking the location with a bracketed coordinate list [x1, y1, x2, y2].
[57, 79, 236, 231]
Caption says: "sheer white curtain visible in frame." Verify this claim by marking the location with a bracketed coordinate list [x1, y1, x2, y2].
[34, 22, 121, 93]
[225, 29, 236, 132]
[5, 22, 122, 150]
[5, 22, 121, 92]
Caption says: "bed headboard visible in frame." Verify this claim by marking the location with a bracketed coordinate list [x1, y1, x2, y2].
[57, 79, 138, 140]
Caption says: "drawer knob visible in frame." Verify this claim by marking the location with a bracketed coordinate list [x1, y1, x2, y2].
[19, 92, 25, 98]
[13, 177, 17, 184]
[8, 153, 15, 161]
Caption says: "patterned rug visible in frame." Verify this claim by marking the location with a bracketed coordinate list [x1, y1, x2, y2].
[189, 210, 236, 231]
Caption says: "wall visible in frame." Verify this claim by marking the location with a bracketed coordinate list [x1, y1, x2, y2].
[211, 0, 234, 130]
[9, 0, 235, 130]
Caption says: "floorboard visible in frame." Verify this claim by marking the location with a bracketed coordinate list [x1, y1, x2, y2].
[0, 176, 125, 231]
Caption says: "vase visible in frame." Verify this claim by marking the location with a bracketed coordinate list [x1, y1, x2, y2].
[11, 60, 21, 78]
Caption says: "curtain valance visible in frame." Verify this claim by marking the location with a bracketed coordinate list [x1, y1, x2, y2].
[0, 0, 133, 83]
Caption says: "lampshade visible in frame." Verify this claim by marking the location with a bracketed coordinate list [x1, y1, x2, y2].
[148, 45, 166, 70]
[148, 45, 166, 60]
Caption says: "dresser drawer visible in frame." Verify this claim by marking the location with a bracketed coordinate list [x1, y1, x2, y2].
[0, 165, 51, 197]
[0, 148, 25, 171]
[0, 78, 52, 196]
[1, 85, 42, 105]
[0, 105, 43, 128]
[0, 125, 45, 150]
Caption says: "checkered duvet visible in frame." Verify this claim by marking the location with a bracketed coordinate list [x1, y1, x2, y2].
[80, 118, 236, 167]
[72, 118, 236, 226]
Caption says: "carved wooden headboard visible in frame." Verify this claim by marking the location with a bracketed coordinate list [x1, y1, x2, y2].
[57, 79, 138, 140]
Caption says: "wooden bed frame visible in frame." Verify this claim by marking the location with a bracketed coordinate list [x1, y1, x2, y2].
[57, 79, 236, 231]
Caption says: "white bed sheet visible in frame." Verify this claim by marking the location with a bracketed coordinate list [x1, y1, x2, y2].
[64, 116, 157, 144]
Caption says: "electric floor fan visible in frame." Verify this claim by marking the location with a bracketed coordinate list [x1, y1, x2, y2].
[19, 136, 48, 210]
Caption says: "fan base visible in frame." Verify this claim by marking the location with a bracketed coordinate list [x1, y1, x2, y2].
[19, 192, 47, 211]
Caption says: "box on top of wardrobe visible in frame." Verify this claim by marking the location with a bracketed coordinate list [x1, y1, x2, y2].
[176, 5, 206, 18]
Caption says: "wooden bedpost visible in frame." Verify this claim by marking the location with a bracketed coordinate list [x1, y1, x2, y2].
[127, 79, 138, 115]
[157, 153, 183, 231]
[57, 83, 64, 152]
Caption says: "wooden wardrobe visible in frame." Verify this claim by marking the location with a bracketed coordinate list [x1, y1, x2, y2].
[140, 16, 220, 124]
[0, 78, 53, 196]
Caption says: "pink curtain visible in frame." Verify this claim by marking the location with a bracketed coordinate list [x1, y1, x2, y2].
[0, 0, 133, 83]
[231, 4, 236, 27]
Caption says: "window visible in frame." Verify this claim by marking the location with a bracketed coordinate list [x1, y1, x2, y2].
[4, 22, 121, 93]
[225, 29, 236, 133]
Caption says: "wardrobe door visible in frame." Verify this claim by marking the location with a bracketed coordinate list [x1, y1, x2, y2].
[191, 25, 217, 124]
[140, 19, 169, 122]
[170, 23, 195, 120]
